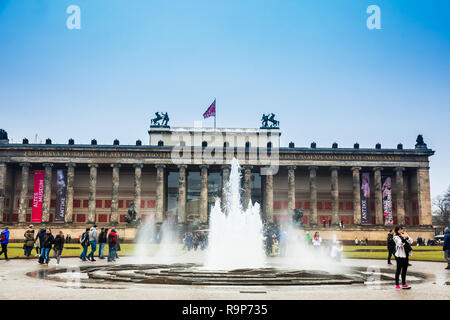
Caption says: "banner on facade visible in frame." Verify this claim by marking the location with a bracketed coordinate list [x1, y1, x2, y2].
[31, 170, 45, 223]
[360, 172, 371, 224]
[54, 169, 67, 223]
[382, 175, 393, 226]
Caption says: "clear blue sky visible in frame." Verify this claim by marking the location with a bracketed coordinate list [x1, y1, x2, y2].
[0, 0, 449, 200]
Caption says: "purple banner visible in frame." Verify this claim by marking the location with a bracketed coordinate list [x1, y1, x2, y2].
[382, 175, 393, 226]
[54, 169, 67, 223]
[360, 172, 371, 225]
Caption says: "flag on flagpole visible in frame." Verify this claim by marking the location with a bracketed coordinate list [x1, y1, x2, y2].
[203, 99, 216, 119]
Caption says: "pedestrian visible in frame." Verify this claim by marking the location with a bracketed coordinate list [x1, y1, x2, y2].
[0, 227, 10, 261]
[354, 237, 359, 245]
[393, 225, 413, 290]
[312, 232, 322, 248]
[107, 229, 117, 262]
[41, 228, 55, 266]
[305, 232, 311, 245]
[98, 228, 108, 259]
[36, 228, 46, 263]
[115, 231, 121, 259]
[79, 228, 90, 261]
[53, 231, 65, 265]
[87, 225, 98, 262]
[24, 225, 35, 258]
[322, 220, 326, 228]
[443, 227, 450, 270]
[387, 229, 396, 265]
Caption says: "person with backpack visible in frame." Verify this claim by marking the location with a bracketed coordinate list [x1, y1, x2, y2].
[98, 228, 108, 259]
[53, 231, 65, 265]
[87, 225, 98, 262]
[393, 225, 413, 290]
[107, 229, 117, 262]
[36, 228, 46, 263]
[41, 228, 55, 266]
[387, 229, 396, 265]
[79, 228, 90, 261]
[115, 230, 121, 259]
[443, 227, 450, 270]
[24, 225, 35, 258]
[0, 227, 10, 261]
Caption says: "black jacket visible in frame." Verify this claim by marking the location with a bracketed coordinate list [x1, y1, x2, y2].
[99, 231, 107, 243]
[387, 234, 395, 251]
[43, 234, 55, 249]
[54, 235, 65, 250]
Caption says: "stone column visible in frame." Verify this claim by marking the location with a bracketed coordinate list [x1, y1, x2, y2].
[155, 164, 166, 224]
[18, 163, 30, 223]
[0, 163, 6, 223]
[42, 163, 53, 223]
[395, 167, 405, 225]
[309, 166, 318, 226]
[110, 164, 121, 224]
[264, 172, 274, 223]
[417, 167, 432, 226]
[287, 166, 296, 215]
[199, 164, 209, 224]
[351, 167, 362, 225]
[330, 166, 339, 226]
[221, 165, 231, 210]
[373, 167, 383, 225]
[177, 165, 187, 224]
[65, 163, 76, 223]
[243, 166, 252, 210]
[133, 164, 143, 220]
[88, 164, 98, 224]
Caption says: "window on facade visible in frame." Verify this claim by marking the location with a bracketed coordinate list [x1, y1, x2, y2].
[167, 171, 179, 218]
[158, 140, 164, 146]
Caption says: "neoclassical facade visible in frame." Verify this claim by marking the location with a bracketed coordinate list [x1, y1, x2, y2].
[0, 127, 434, 239]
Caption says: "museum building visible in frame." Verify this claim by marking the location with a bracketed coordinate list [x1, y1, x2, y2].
[0, 121, 435, 241]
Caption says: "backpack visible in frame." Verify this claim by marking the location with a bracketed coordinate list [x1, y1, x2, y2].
[404, 241, 412, 255]
[80, 232, 90, 246]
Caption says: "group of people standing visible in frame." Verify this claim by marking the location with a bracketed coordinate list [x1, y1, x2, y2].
[182, 232, 207, 251]
[79, 225, 120, 262]
[0, 224, 122, 265]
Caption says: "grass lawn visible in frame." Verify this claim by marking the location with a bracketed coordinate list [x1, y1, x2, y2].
[343, 245, 446, 262]
[1, 244, 446, 262]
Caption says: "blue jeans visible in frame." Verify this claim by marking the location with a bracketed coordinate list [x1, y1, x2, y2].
[98, 243, 106, 258]
[108, 247, 116, 262]
[80, 245, 88, 260]
[42, 247, 51, 264]
[88, 241, 97, 260]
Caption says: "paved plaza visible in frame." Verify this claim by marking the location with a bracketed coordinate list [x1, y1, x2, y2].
[0, 254, 448, 300]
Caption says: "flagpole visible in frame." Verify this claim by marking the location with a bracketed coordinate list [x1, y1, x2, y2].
[214, 98, 216, 131]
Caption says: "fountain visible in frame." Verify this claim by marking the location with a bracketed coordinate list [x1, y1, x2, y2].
[205, 158, 265, 269]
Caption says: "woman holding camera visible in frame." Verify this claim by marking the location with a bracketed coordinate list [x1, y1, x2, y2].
[393, 225, 413, 290]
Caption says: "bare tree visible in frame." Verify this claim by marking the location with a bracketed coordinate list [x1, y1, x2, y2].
[433, 186, 450, 225]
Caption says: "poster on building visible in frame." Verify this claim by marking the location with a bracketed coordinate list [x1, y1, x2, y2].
[31, 170, 45, 223]
[54, 169, 67, 222]
[360, 172, 371, 224]
[382, 175, 393, 226]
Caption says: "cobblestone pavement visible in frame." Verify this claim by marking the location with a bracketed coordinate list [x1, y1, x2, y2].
[0, 253, 448, 300]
